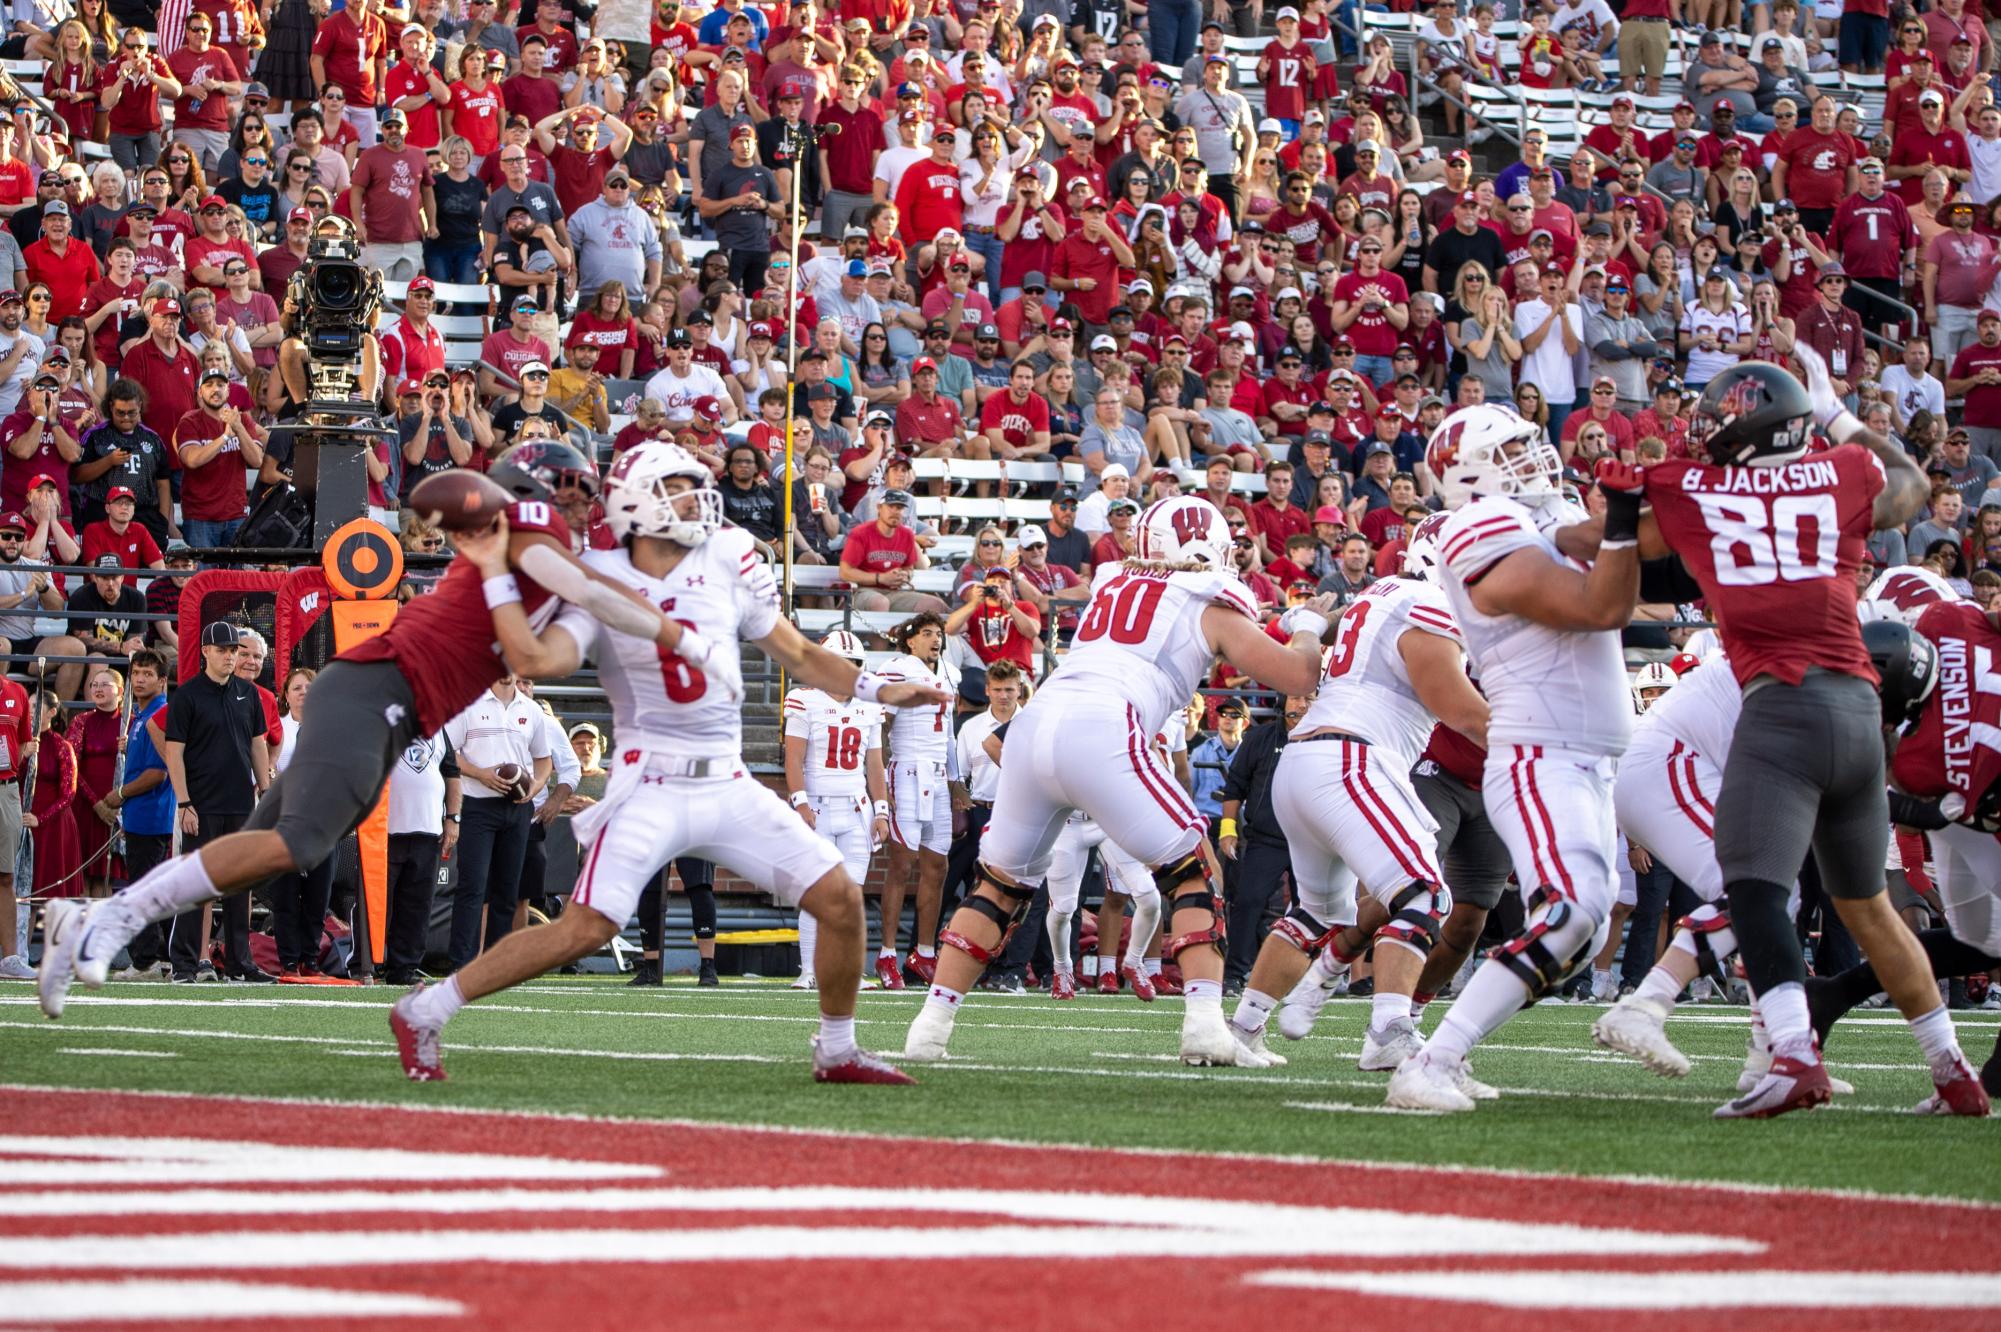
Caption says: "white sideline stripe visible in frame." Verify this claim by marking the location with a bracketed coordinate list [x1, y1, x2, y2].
[1244, 1269, 2001, 1310]
[0, 1280, 461, 1322]
[1282, 1100, 1447, 1117]
[0, 1134, 662, 1186]
[3, 1083, 1994, 1214]
[56, 1047, 179, 1058]
[0, 1021, 786, 1066]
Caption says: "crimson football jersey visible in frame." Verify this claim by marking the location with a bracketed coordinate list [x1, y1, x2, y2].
[1644, 446, 1884, 688]
[339, 498, 575, 732]
[1890, 600, 2001, 809]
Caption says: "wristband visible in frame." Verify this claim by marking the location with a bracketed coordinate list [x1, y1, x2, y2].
[1283, 609, 1330, 641]
[852, 669, 887, 703]
[1824, 408, 1867, 445]
[1218, 817, 1238, 838]
[873, 799, 889, 818]
[1601, 489, 1643, 547]
[675, 626, 714, 668]
[789, 791, 809, 808]
[482, 573, 521, 609]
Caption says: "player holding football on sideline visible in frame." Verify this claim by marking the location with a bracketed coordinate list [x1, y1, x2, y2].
[782, 630, 889, 991]
[902, 496, 1333, 1067]
[1232, 515, 1489, 1074]
[38, 442, 726, 1019]
[1386, 407, 1642, 1113]
[1812, 605, 2001, 1103]
[873, 613, 954, 990]
[389, 444, 949, 1084]
[1629, 350, 1986, 1118]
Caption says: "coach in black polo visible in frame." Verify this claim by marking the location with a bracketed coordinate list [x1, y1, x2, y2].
[161, 621, 272, 983]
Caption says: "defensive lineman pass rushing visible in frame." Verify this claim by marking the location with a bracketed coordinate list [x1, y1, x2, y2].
[782, 630, 889, 989]
[1227, 513, 1491, 1076]
[1386, 408, 1644, 1113]
[390, 444, 948, 1083]
[903, 496, 1333, 1067]
[1618, 349, 1986, 1117]
[38, 442, 730, 1018]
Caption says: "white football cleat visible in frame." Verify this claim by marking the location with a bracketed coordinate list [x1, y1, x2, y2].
[1358, 1018, 1423, 1071]
[1229, 1018, 1287, 1067]
[901, 1006, 956, 1062]
[1592, 994, 1691, 1078]
[0, 953, 35, 980]
[1452, 1060, 1501, 1101]
[36, 899, 84, 1019]
[1386, 1052, 1477, 1112]
[788, 974, 817, 991]
[1183, 1009, 1268, 1066]
[1590, 971, 1618, 1002]
[1276, 967, 1344, 1041]
[73, 894, 147, 989]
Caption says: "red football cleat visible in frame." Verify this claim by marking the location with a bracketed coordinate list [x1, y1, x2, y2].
[874, 954, 905, 990]
[812, 1041, 917, 1085]
[1120, 963, 1157, 1001]
[1098, 968, 1120, 994]
[903, 951, 937, 985]
[1151, 969, 1184, 997]
[1920, 1055, 1993, 1117]
[1713, 1054, 1830, 1119]
[388, 990, 447, 1083]
[1050, 970, 1076, 1001]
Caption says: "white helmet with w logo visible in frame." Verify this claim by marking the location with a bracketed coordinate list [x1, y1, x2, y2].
[603, 442, 722, 546]
[1138, 496, 1232, 571]
[1402, 509, 1452, 583]
[1425, 404, 1561, 511]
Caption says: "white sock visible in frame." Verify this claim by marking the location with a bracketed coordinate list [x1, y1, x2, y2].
[1371, 990, 1409, 1031]
[1635, 964, 1683, 1009]
[1409, 996, 1429, 1022]
[1748, 995, 1770, 1055]
[923, 984, 963, 1014]
[124, 851, 220, 924]
[1758, 981, 1814, 1059]
[404, 975, 466, 1028]
[1144, 957, 1161, 976]
[1183, 977, 1221, 1004]
[878, 944, 895, 959]
[1909, 1005, 1962, 1065]
[797, 912, 818, 974]
[1233, 988, 1276, 1032]
[916, 945, 935, 959]
[1125, 893, 1161, 970]
[1592, 967, 1611, 992]
[817, 1014, 857, 1058]
[1307, 948, 1351, 988]
[1424, 959, 1530, 1064]
[1045, 910, 1072, 970]
[1081, 954, 1099, 980]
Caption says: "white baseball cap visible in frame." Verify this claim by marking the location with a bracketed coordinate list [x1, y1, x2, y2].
[1015, 524, 1047, 548]
[1228, 320, 1256, 343]
[1102, 462, 1131, 479]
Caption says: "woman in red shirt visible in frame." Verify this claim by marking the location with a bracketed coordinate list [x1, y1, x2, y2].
[67, 666, 124, 898]
[568, 281, 640, 380]
[29, 691, 81, 903]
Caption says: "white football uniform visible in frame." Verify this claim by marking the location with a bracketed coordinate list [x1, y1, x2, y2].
[1615, 654, 1740, 903]
[879, 652, 954, 854]
[782, 687, 885, 883]
[558, 531, 840, 924]
[983, 565, 1254, 881]
[1046, 812, 1157, 917]
[1437, 496, 1628, 918]
[1275, 578, 1459, 924]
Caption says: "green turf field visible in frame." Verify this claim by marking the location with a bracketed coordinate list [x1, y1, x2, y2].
[5, 979, 1996, 1202]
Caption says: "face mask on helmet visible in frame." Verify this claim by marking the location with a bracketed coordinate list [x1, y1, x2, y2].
[1139, 496, 1232, 571]
[1402, 510, 1451, 582]
[1426, 404, 1560, 510]
[1688, 364, 1814, 468]
[491, 439, 602, 532]
[1630, 661, 1677, 713]
[603, 442, 723, 546]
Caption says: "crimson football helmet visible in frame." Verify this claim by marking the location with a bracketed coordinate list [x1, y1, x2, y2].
[1688, 362, 1814, 467]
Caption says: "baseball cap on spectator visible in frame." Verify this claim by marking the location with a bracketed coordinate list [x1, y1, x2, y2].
[1107, 306, 1135, 323]
[198, 195, 227, 212]
[1308, 401, 1337, 415]
[1257, 117, 1282, 136]
[1653, 377, 1684, 396]
[397, 377, 424, 398]
[1016, 524, 1047, 549]
[1276, 4, 1301, 16]
[1697, 28, 1722, 45]
[1108, 498, 1141, 516]
[518, 360, 550, 378]
[43, 347, 69, 366]
[43, 199, 67, 217]
[381, 108, 408, 128]
[845, 258, 867, 277]
[1313, 505, 1344, 526]
[29, 372, 57, 391]
[976, 323, 1001, 340]
[1858, 158, 1885, 173]
[749, 321, 774, 340]
[880, 488, 914, 509]
[1022, 272, 1048, 292]
[1817, 261, 1848, 282]
[129, 202, 159, 219]
[1054, 486, 1080, 504]
[1227, 321, 1256, 343]
[1529, 228, 1554, 243]
[947, 255, 972, 272]
[1204, 52, 1228, 64]
[1614, 195, 1640, 210]
[1611, 94, 1634, 109]
[1129, 278, 1154, 295]
[1302, 431, 1332, 449]
[1090, 334, 1117, 351]
[665, 327, 690, 346]
[865, 409, 895, 429]
[1163, 332, 1188, 348]
[1981, 310, 2001, 326]
[1456, 191, 1480, 207]
[912, 355, 937, 373]
[105, 486, 135, 503]
[512, 293, 539, 313]
[408, 276, 436, 295]
[1773, 199, 1798, 214]
[200, 621, 243, 649]
[1101, 463, 1130, 480]
[244, 81, 270, 101]
[731, 123, 756, 141]
[198, 367, 230, 385]
[1377, 404, 1406, 420]
[1921, 89, 1945, 106]
[691, 396, 723, 422]
[27, 474, 58, 492]
[805, 382, 837, 401]
[0, 512, 23, 534]
[1083, 196, 1109, 212]
[1363, 441, 1394, 457]
[567, 722, 601, 743]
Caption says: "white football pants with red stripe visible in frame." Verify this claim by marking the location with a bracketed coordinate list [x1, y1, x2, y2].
[1272, 737, 1443, 925]
[979, 699, 1206, 886]
[1614, 728, 1724, 903]
[1482, 744, 1619, 922]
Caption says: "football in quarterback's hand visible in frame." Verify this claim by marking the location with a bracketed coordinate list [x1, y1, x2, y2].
[410, 470, 514, 532]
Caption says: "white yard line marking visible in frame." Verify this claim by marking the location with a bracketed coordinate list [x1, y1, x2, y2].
[55, 1048, 179, 1059]
[0, 1134, 663, 1185]
[2, 1082, 1993, 1212]
[1282, 1100, 1447, 1117]
[0, 1280, 461, 1323]
[1244, 1268, 2001, 1310]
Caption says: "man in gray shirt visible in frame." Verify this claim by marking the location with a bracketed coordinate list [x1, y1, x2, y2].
[1683, 29, 1772, 131]
[565, 168, 662, 305]
[1645, 134, 1706, 204]
[1585, 278, 1671, 409]
[1174, 55, 1255, 205]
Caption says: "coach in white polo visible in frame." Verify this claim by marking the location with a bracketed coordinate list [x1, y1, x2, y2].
[443, 675, 552, 972]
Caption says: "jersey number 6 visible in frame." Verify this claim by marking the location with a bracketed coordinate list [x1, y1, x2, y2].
[655, 619, 707, 702]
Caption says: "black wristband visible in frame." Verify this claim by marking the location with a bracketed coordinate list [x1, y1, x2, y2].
[1887, 790, 1948, 832]
[1601, 490, 1643, 545]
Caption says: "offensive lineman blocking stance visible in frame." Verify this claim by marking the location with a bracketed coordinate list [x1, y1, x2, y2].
[392, 444, 948, 1083]
[39, 443, 725, 1018]
[903, 496, 1333, 1066]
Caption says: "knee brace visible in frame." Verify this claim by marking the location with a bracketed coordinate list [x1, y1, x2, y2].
[1675, 903, 1738, 975]
[1157, 851, 1225, 961]
[1724, 877, 1808, 995]
[1377, 879, 1451, 955]
[938, 863, 1037, 965]
[1271, 903, 1337, 954]
[1492, 887, 1599, 999]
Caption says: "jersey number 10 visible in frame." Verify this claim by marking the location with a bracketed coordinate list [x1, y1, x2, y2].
[1695, 493, 1839, 587]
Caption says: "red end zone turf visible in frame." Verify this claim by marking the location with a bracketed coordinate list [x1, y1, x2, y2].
[2, 1087, 1997, 1330]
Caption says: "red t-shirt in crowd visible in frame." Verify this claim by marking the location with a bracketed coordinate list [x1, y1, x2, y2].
[118, 338, 199, 448]
[353, 144, 430, 244]
[0, 411, 70, 514]
[1330, 269, 1409, 357]
[447, 80, 504, 158]
[385, 59, 444, 150]
[23, 237, 101, 320]
[309, 9, 387, 105]
[1780, 128, 1855, 211]
[80, 520, 163, 586]
[166, 45, 238, 134]
[174, 407, 263, 521]
[101, 56, 171, 136]
[839, 521, 921, 576]
[978, 388, 1051, 453]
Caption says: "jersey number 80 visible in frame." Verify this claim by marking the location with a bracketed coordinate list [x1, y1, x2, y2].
[1695, 493, 1839, 587]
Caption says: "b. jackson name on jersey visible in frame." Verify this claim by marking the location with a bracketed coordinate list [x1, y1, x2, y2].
[1677, 458, 1839, 494]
